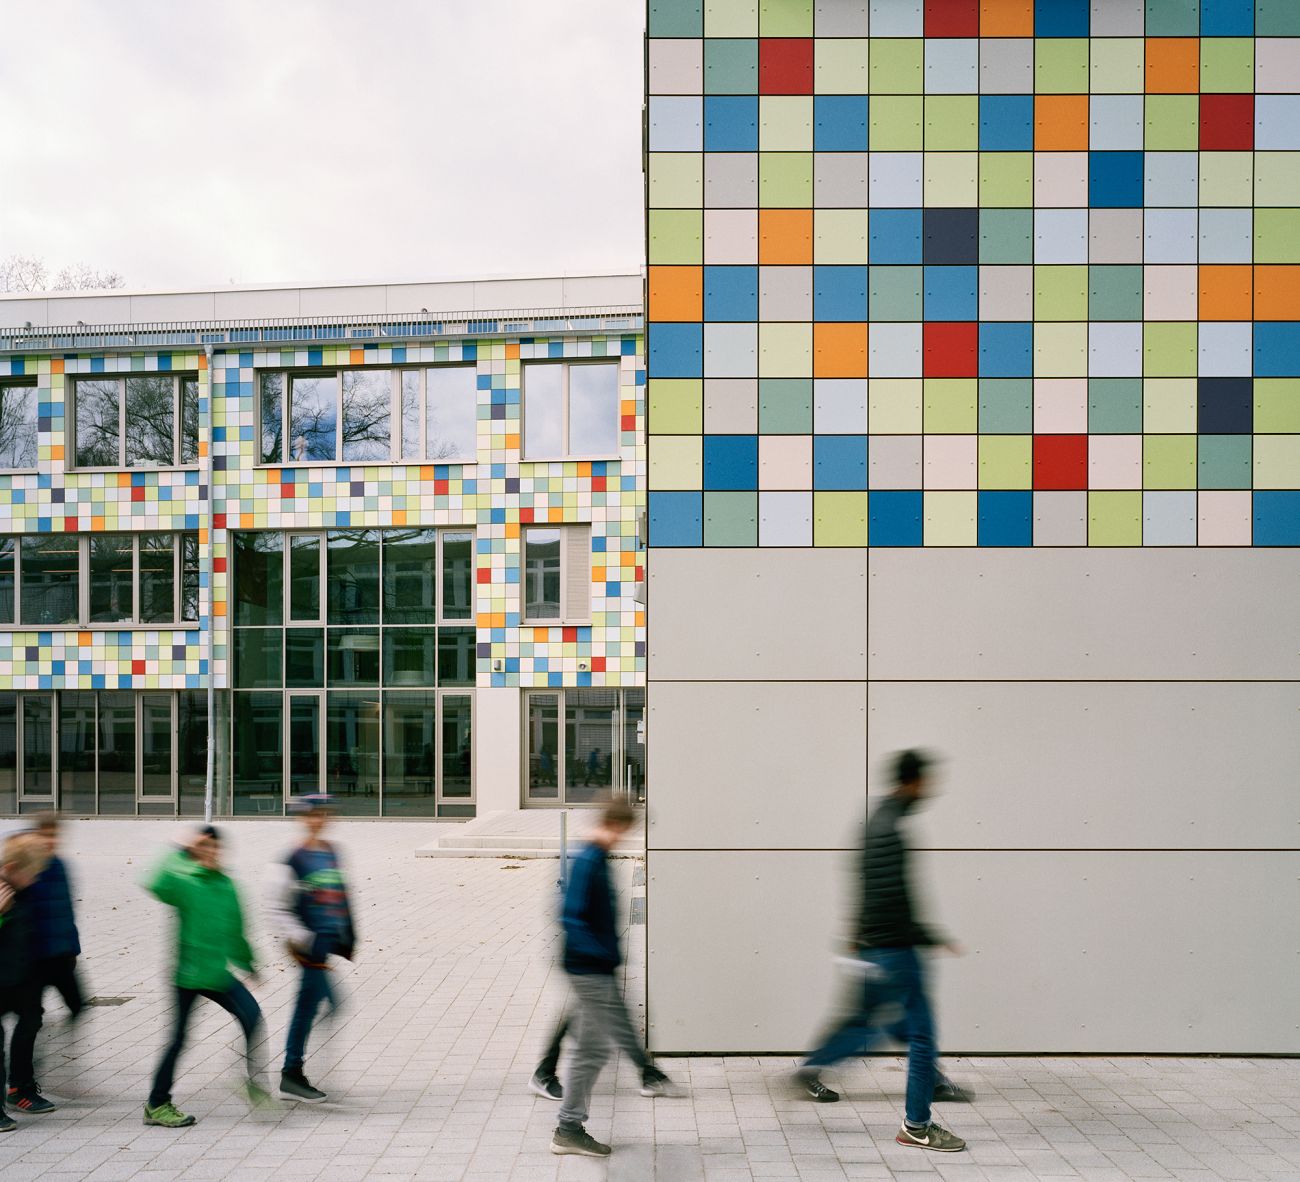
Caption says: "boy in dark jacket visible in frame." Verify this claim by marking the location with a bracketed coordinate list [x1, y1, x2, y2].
[0, 832, 52, 1134]
[9, 813, 84, 1115]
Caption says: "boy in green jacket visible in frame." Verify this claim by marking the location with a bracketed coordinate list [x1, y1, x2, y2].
[143, 825, 269, 1128]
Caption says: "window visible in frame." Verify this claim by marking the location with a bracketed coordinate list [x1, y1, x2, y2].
[260, 367, 478, 464]
[0, 379, 38, 469]
[523, 525, 590, 623]
[72, 375, 199, 468]
[0, 532, 199, 627]
[522, 361, 620, 459]
[524, 688, 643, 806]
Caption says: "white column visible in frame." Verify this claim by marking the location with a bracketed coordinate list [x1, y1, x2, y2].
[474, 686, 521, 815]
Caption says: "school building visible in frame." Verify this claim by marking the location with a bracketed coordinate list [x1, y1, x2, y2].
[0, 274, 645, 820]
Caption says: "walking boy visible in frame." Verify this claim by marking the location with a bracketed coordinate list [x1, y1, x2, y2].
[0, 832, 51, 1133]
[795, 750, 967, 1153]
[531, 1012, 675, 1101]
[144, 825, 269, 1128]
[9, 813, 84, 1115]
[266, 793, 356, 1102]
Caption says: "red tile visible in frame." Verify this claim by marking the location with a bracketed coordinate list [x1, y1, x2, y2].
[923, 322, 978, 378]
[1033, 435, 1088, 490]
[759, 38, 813, 94]
[926, 0, 979, 36]
[1200, 93, 1254, 151]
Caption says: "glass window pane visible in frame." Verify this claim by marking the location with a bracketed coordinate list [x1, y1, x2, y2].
[523, 528, 561, 620]
[400, 370, 421, 461]
[139, 533, 175, 623]
[289, 373, 338, 462]
[523, 363, 563, 458]
[0, 693, 15, 814]
[441, 694, 473, 800]
[327, 530, 380, 624]
[441, 531, 473, 621]
[21, 694, 53, 799]
[141, 693, 173, 798]
[125, 376, 176, 466]
[59, 692, 97, 814]
[179, 378, 199, 465]
[232, 692, 283, 815]
[88, 534, 133, 623]
[327, 691, 380, 816]
[181, 533, 200, 622]
[568, 363, 620, 456]
[342, 369, 392, 462]
[526, 693, 559, 801]
[382, 628, 436, 686]
[426, 367, 477, 460]
[564, 689, 617, 804]
[20, 535, 78, 626]
[177, 690, 207, 816]
[75, 378, 121, 467]
[233, 629, 282, 688]
[0, 383, 38, 469]
[437, 627, 475, 686]
[289, 535, 321, 621]
[233, 532, 282, 626]
[285, 628, 324, 687]
[260, 373, 284, 463]
[382, 528, 437, 624]
[328, 628, 380, 686]
[624, 689, 645, 804]
[0, 537, 13, 625]
[382, 690, 437, 817]
[288, 695, 321, 797]
[96, 692, 135, 814]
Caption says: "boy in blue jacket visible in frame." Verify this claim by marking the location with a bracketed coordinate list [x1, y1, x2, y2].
[9, 813, 83, 1115]
[0, 832, 51, 1133]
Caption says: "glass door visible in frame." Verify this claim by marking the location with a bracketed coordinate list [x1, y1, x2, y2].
[18, 693, 55, 809]
[286, 691, 323, 804]
[138, 693, 177, 814]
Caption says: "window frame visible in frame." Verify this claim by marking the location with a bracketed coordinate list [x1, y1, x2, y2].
[521, 359, 622, 462]
[69, 373, 199, 471]
[521, 524, 591, 625]
[259, 364, 479, 467]
[0, 377, 40, 472]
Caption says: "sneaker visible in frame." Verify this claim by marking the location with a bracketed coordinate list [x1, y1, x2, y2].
[895, 1122, 966, 1152]
[279, 1070, 327, 1103]
[143, 1101, 196, 1128]
[640, 1067, 684, 1098]
[244, 1079, 275, 1109]
[0, 1110, 15, 1133]
[528, 1071, 562, 1101]
[932, 1077, 974, 1103]
[550, 1123, 612, 1157]
[7, 1086, 56, 1114]
[794, 1071, 840, 1103]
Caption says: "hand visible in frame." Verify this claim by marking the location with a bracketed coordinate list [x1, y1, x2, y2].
[941, 941, 965, 957]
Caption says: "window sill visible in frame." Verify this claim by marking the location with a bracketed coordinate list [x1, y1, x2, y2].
[69, 464, 201, 475]
[521, 456, 623, 464]
[256, 458, 480, 470]
[0, 622, 202, 633]
[523, 619, 593, 628]
[0, 468, 39, 477]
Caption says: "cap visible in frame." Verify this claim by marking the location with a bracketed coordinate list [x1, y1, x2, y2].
[290, 793, 338, 814]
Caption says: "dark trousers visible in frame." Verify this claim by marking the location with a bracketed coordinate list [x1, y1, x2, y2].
[0, 985, 40, 1101]
[9, 956, 84, 1091]
[148, 982, 264, 1108]
[284, 967, 334, 1073]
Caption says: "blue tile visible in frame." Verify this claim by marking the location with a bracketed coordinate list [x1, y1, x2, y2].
[1254, 492, 1300, 545]
[1255, 322, 1300, 376]
[704, 435, 758, 490]
[814, 266, 868, 321]
[1035, 0, 1088, 35]
[978, 491, 1033, 546]
[1089, 151, 1144, 208]
[1201, 0, 1252, 34]
[923, 266, 978, 321]
[814, 95, 869, 151]
[649, 323, 703, 378]
[979, 322, 1033, 377]
[704, 96, 758, 152]
[979, 95, 1034, 151]
[869, 491, 923, 546]
[704, 266, 759, 321]
[649, 491, 703, 546]
[869, 209, 923, 264]
[814, 435, 868, 490]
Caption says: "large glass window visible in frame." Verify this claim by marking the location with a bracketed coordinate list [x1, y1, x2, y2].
[0, 380, 38, 470]
[522, 361, 620, 459]
[0, 538, 13, 625]
[140, 693, 174, 812]
[383, 528, 437, 624]
[289, 373, 339, 462]
[0, 693, 15, 814]
[97, 692, 136, 815]
[341, 370, 391, 461]
[73, 375, 198, 468]
[524, 689, 643, 807]
[233, 533, 283, 626]
[177, 690, 208, 816]
[21, 535, 78, 625]
[522, 525, 591, 623]
[441, 532, 473, 621]
[139, 534, 176, 623]
[289, 535, 321, 622]
[327, 691, 381, 817]
[328, 531, 381, 625]
[58, 692, 97, 814]
[425, 368, 478, 461]
[21, 695, 54, 801]
[88, 535, 134, 624]
[382, 691, 437, 817]
[232, 692, 283, 815]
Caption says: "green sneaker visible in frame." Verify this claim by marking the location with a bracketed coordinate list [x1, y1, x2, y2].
[143, 1101, 196, 1128]
[895, 1122, 965, 1152]
[244, 1079, 275, 1109]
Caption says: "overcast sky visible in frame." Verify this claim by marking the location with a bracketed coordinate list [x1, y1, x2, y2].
[0, 0, 644, 291]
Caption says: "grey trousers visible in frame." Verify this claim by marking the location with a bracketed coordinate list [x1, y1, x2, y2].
[557, 973, 628, 1127]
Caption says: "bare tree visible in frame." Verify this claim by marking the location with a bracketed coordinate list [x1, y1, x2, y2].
[0, 254, 124, 293]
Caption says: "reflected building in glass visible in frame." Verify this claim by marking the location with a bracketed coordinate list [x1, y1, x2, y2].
[0, 275, 644, 818]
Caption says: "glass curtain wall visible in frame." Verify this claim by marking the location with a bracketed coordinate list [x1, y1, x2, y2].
[524, 689, 645, 806]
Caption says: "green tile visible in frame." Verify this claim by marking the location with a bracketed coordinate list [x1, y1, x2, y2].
[1090, 37, 1144, 93]
[870, 96, 923, 151]
[1256, 209, 1300, 263]
[1035, 266, 1088, 321]
[925, 380, 978, 434]
[649, 209, 703, 265]
[1198, 434, 1252, 489]
[1143, 435, 1197, 489]
[1254, 435, 1300, 488]
[650, 436, 703, 490]
[649, 379, 703, 434]
[1144, 0, 1198, 36]
[703, 491, 758, 545]
[1088, 491, 1143, 546]
[759, 0, 811, 35]
[814, 491, 868, 546]
[1257, 0, 1300, 35]
[1200, 152, 1253, 206]
[869, 267, 923, 321]
[979, 153, 1033, 208]
[705, 0, 758, 36]
[979, 209, 1033, 264]
[1089, 378, 1143, 434]
[1034, 39, 1088, 95]
[704, 38, 757, 94]
[650, 0, 703, 36]
[1144, 322, 1198, 377]
[1089, 265, 1144, 321]
[1200, 37, 1254, 92]
[924, 96, 978, 152]
[759, 378, 812, 433]
[1256, 153, 1300, 207]
[978, 435, 1032, 489]
[759, 152, 812, 206]
[1144, 379, 1198, 433]
[1144, 95, 1199, 151]
[649, 154, 703, 208]
[1255, 378, 1300, 433]
[869, 38, 923, 94]
[979, 379, 1033, 434]
[760, 96, 814, 150]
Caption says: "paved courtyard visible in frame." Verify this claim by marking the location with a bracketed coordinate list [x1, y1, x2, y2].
[0, 819, 1295, 1182]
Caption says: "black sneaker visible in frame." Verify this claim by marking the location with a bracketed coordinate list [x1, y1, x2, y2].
[278, 1070, 326, 1103]
[529, 1071, 562, 1101]
[794, 1071, 840, 1102]
[7, 1086, 56, 1114]
[933, 1077, 974, 1103]
[0, 1109, 14, 1133]
[640, 1067, 684, 1098]
[551, 1123, 612, 1157]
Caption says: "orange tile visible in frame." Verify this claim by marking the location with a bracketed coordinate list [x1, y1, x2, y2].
[50, 444, 64, 461]
[1146, 38, 1199, 94]
[980, 0, 1033, 35]
[504, 521, 520, 539]
[199, 528, 209, 544]
[490, 612, 506, 629]
[213, 601, 227, 617]
[392, 509, 407, 525]
[578, 461, 591, 477]
[592, 566, 606, 583]
[649, 265, 703, 322]
[1256, 266, 1300, 320]
[1035, 95, 1089, 150]
[117, 472, 131, 487]
[349, 348, 364, 365]
[241, 513, 253, 528]
[197, 353, 207, 370]
[814, 323, 868, 379]
[79, 631, 92, 646]
[420, 465, 435, 480]
[759, 209, 813, 265]
[620, 551, 636, 566]
[51, 359, 64, 374]
[505, 433, 520, 450]
[92, 516, 104, 530]
[1199, 265, 1253, 320]
[506, 343, 520, 360]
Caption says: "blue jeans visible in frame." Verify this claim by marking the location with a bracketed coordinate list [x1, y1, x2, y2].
[284, 967, 334, 1072]
[802, 947, 936, 1126]
[149, 981, 264, 1107]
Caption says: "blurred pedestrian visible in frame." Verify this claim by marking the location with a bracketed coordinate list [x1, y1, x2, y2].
[795, 750, 968, 1154]
[8, 813, 84, 1115]
[143, 825, 269, 1129]
[531, 1011, 675, 1101]
[266, 793, 356, 1103]
[0, 832, 51, 1134]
